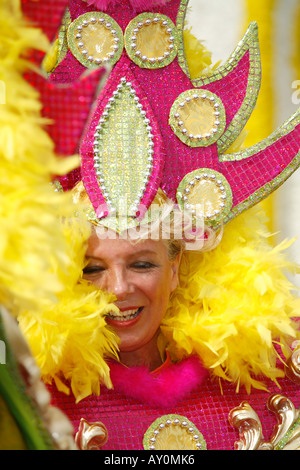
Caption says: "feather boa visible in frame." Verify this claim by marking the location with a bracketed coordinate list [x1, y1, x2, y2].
[109, 356, 207, 407]
[160, 207, 300, 393]
[83, 0, 170, 12]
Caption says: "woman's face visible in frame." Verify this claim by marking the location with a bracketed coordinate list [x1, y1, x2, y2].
[83, 233, 180, 354]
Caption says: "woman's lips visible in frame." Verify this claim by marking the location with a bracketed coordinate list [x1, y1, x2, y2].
[106, 307, 143, 328]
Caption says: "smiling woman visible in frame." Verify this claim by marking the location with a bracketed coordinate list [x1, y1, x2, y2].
[83, 235, 180, 370]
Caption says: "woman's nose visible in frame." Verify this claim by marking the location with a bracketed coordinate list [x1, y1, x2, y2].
[106, 267, 133, 300]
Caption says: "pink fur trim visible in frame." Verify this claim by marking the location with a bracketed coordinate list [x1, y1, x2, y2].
[109, 356, 208, 408]
[83, 0, 170, 12]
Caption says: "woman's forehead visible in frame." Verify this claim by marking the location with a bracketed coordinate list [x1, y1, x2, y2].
[86, 234, 167, 259]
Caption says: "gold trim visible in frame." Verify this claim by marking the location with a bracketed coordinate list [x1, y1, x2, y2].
[229, 394, 300, 450]
[75, 418, 108, 450]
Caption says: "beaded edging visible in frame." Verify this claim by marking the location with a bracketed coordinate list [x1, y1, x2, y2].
[143, 414, 207, 451]
[124, 13, 179, 69]
[67, 12, 124, 69]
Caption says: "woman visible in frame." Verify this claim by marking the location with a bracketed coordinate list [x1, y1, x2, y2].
[83, 235, 181, 371]
[19, 0, 300, 450]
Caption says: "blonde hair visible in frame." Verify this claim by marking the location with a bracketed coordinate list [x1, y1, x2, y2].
[73, 181, 223, 258]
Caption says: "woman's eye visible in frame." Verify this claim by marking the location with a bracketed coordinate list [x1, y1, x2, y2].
[83, 265, 105, 275]
[132, 262, 156, 270]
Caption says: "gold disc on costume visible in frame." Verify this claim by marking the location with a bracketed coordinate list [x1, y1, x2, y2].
[169, 89, 226, 147]
[143, 415, 206, 450]
[67, 12, 123, 68]
[176, 169, 233, 226]
[125, 13, 178, 69]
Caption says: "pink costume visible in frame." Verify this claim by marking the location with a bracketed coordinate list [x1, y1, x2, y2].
[48, 355, 300, 450]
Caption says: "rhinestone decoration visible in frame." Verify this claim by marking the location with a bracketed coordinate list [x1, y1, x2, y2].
[67, 12, 123, 69]
[143, 414, 206, 451]
[93, 77, 155, 221]
[169, 89, 226, 147]
[176, 169, 233, 225]
[124, 13, 178, 69]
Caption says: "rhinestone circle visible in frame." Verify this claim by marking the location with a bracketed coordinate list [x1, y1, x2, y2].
[176, 169, 233, 225]
[169, 89, 226, 147]
[124, 13, 178, 69]
[68, 12, 123, 69]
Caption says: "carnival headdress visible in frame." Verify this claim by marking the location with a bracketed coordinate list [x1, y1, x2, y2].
[23, 0, 300, 231]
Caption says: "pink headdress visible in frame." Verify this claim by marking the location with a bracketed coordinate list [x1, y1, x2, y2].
[82, 0, 170, 12]
[23, 0, 300, 229]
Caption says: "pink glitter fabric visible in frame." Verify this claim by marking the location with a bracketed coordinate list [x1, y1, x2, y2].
[48, 356, 300, 450]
